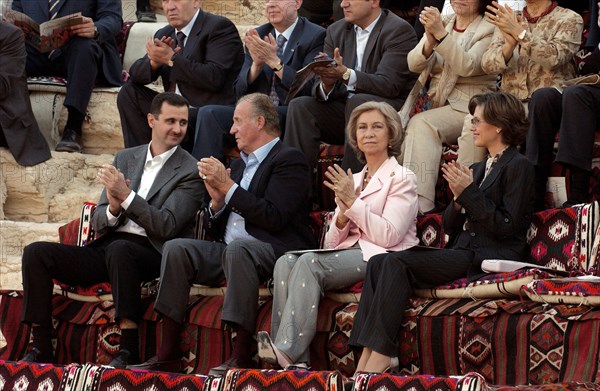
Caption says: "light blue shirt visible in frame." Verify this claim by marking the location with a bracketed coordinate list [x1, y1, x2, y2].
[222, 138, 280, 244]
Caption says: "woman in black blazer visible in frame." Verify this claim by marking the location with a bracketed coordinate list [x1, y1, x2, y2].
[349, 91, 535, 374]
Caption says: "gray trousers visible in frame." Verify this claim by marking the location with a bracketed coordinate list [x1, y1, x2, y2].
[270, 248, 365, 364]
[154, 238, 276, 332]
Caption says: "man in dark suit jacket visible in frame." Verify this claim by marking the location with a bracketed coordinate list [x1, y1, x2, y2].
[0, 21, 50, 166]
[191, 0, 326, 160]
[12, 0, 123, 153]
[131, 93, 315, 374]
[118, 0, 244, 150]
[19, 93, 205, 368]
[284, 0, 418, 173]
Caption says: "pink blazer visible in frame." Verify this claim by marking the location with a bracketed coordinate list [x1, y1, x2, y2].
[323, 157, 419, 261]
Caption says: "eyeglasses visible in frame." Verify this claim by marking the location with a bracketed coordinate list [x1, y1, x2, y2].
[470, 117, 487, 126]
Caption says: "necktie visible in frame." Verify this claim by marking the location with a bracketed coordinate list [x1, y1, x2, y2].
[176, 31, 186, 50]
[49, 0, 60, 20]
[47, 0, 60, 59]
[168, 32, 186, 92]
[269, 34, 286, 106]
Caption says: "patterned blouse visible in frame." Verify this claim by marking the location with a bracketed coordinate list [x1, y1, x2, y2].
[481, 5, 583, 100]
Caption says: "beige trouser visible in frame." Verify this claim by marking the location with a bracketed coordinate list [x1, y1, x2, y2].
[401, 105, 486, 208]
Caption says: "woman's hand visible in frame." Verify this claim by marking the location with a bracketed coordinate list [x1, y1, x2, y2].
[486, 1, 522, 41]
[420, 6, 446, 56]
[420, 6, 446, 40]
[323, 164, 357, 215]
[442, 161, 473, 200]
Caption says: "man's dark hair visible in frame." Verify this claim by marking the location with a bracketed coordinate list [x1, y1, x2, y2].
[150, 92, 189, 117]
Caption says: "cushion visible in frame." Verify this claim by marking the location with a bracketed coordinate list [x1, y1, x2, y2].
[414, 268, 555, 299]
[527, 203, 599, 272]
[222, 368, 342, 391]
[523, 276, 600, 306]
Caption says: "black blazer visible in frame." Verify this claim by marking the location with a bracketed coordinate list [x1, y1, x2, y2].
[234, 17, 326, 102]
[443, 146, 535, 266]
[207, 141, 316, 257]
[128, 9, 244, 107]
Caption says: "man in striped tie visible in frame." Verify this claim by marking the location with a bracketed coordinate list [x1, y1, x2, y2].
[190, 0, 326, 162]
[11, 0, 123, 153]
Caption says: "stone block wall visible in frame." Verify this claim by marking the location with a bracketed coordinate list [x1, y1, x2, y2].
[150, 0, 267, 25]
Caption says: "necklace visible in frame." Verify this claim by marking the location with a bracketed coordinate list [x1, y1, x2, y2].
[523, 1, 557, 24]
[362, 167, 372, 190]
[453, 23, 466, 33]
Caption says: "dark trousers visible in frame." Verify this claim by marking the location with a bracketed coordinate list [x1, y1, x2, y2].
[284, 93, 401, 174]
[117, 83, 197, 152]
[349, 247, 473, 356]
[25, 37, 102, 116]
[21, 233, 162, 328]
[154, 238, 275, 332]
[526, 86, 600, 197]
[192, 104, 288, 161]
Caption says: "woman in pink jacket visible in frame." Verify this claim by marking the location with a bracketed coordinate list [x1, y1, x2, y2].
[257, 101, 420, 369]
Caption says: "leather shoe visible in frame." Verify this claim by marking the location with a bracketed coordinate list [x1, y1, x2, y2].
[136, 10, 157, 22]
[20, 347, 54, 363]
[55, 128, 82, 153]
[208, 357, 255, 377]
[108, 349, 134, 369]
[127, 355, 182, 373]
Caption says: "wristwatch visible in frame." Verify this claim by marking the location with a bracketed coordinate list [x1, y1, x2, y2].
[342, 67, 351, 81]
[93, 25, 99, 40]
[167, 59, 174, 67]
[517, 30, 527, 41]
[272, 62, 284, 72]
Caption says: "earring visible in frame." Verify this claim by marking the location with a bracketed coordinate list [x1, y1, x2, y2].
[496, 129, 501, 134]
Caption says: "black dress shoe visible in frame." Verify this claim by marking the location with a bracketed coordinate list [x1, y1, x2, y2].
[108, 349, 136, 369]
[127, 355, 182, 373]
[208, 357, 255, 377]
[20, 347, 54, 363]
[136, 10, 157, 22]
[55, 128, 82, 153]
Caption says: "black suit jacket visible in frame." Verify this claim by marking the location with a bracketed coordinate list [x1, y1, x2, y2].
[128, 9, 244, 107]
[315, 9, 418, 108]
[443, 146, 535, 266]
[234, 17, 326, 102]
[207, 141, 316, 257]
[92, 145, 206, 253]
[12, 0, 123, 87]
[0, 22, 51, 166]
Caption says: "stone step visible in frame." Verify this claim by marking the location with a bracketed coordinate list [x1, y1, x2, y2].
[1, 256, 25, 291]
[1, 221, 64, 290]
[0, 149, 113, 223]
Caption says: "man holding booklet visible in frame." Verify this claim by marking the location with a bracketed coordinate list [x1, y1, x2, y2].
[11, 0, 123, 153]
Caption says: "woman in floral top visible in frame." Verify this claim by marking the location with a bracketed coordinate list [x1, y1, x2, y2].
[457, 0, 583, 166]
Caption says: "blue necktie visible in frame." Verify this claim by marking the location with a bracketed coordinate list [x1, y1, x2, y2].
[47, 0, 61, 59]
[49, 0, 60, 20]
[269, 34, 286, 106]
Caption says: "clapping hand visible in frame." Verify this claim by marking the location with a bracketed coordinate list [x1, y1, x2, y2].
[441, 161, 473, 200]
[485, 1, 521, 46]
[97, 164, 131, 216]
[323, 164, 357, 214]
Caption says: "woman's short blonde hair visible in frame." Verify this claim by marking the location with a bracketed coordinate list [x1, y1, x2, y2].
[347, 101, 404, 164]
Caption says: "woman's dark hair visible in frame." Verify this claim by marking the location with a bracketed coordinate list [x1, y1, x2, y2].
[468, 91, 529, 146]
